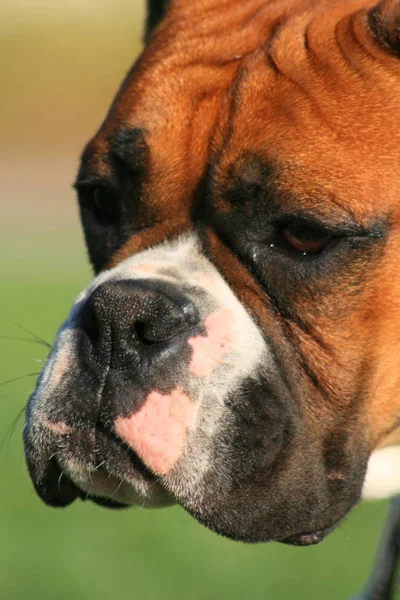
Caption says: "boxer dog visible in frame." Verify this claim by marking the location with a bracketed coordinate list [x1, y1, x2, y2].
[24, 0, 400, 596]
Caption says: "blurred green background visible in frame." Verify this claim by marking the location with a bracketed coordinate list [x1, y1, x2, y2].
[0, 1, 392, 598]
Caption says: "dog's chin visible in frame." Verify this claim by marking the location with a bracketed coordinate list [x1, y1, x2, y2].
[26, 426, 351, 545]
[30, 450, 345, 546]
[181, 503, 343, 545]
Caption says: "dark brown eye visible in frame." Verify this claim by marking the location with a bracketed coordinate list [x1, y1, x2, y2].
[274, 222, 331, 255]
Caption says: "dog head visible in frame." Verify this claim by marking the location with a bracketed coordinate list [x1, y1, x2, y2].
[24, 0, 400, 545]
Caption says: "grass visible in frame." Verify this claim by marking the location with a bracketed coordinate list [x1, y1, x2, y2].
[0, 233, 393, 600]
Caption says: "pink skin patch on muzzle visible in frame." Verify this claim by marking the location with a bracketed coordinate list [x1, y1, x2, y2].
[114, 310, 232, 474]
[114, 388, 194, 475]
[188, 309, 233, 377]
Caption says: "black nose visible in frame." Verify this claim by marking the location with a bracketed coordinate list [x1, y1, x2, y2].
[80, 279, 198, 368]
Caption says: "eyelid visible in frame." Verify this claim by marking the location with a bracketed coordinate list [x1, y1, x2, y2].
[286, 222, 331, 238]
[273, 213, 368, 238]
[73, 177, 112, 191]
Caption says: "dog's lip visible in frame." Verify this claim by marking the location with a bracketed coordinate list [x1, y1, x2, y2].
[58, 425, 160, 486]
[56, 426, 175, 507]
[24, 420, 161, 508]
[42, 464, 129, 509]
[95, 425, 157, 479]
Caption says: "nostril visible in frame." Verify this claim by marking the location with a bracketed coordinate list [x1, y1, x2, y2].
[133, 320, 177, 346]
[133, 321, 160, 346]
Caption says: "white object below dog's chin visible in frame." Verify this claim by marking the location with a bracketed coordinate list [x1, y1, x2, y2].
[362, 446, 400, 500]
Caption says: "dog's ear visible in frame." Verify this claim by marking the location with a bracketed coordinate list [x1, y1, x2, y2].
[367, 0, 400, 56]
[145, 0, 170, 42]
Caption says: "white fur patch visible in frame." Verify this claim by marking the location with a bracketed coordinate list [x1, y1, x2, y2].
[362, 445, 400, 500]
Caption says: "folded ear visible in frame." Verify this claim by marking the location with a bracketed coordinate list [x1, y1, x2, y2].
[145, 0, 170, 42]
[367, 0, 400, 56]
